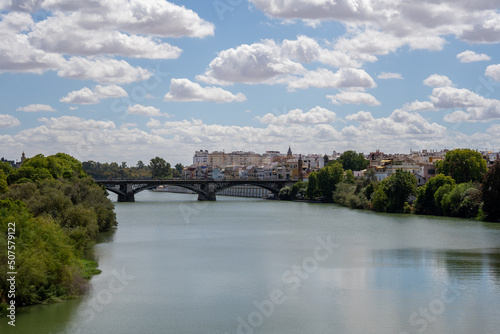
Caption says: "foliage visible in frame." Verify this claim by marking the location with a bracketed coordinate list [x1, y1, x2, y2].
[332, 182, 356, 206]
[482, 160, 500, 222]
[316, 162, 344, 202]
[344, 169, 355, 184]
[0, 161, 13, 175]
[278, 186, 293, 201]
[441, 182, 482, 218]
[0, 199, 87, 306]
[371, 169, 416, 213]
[0, 170, 7, 194]
[149, 157, 173, 179]
[83, 160, 151, 180]
[7, 153, 86, 184]
[414, 174, 456, 215]
[337, 150, 370, 171]
[435, 149, 487, 184]
[3, 177, 117, 251]
[291, 180, 306, 199]
[306, 172, 319, 199]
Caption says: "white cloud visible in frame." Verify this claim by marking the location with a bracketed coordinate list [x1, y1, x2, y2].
[427, 86, 500, 122]
[485, 64, 500, 81]
[60, 85, 127, 104]
[146, 118, 163, 128]
[164, 78, 246, 103]
[346, 111, 375, 122]
[378, 72, 403, 80]
[196, 40, 305, 85]
[457, 50, 491, 63]
[327, 91, 381, 106]
[285, 68, 376, 91]
[0, 114, 21, 128]
[126, 104, 173, 118]
[57, 57, 152, 84]
[257, 106, 336, 125]
[37, 116, 116, 131]
[399, 100, 437, 112]
[29, 13, 183, 59]
[0, 1, 213, 78]
[16, 104, 56, 112]
[423, 74, 453, 87]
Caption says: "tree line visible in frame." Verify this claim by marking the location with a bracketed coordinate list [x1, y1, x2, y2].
[0, 153, 118, 311]
[279, 149, 500, 222]
[82, 158, 183, 180]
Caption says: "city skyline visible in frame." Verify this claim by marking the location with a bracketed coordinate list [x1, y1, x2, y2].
[1, 1, 500, 165]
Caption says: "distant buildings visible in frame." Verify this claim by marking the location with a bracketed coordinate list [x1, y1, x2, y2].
[186, 147, 499, 184]
[1, 152, 26, 169]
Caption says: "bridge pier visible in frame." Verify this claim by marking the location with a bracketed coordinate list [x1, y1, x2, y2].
[118, 192, 135, 202]
[118, 183, 135, 202]
[197, 191, 216, 201]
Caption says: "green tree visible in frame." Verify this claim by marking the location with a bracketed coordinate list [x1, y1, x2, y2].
[317, 162, 344, 201]
[136, 160, 145, 169]
[372, 170, 417, 213]
[481, 160, 500, 222]
[278, 186, 293, 200]
[291, 180, 306, 199]
[0, 170, 7, 194]
[414, 174, 456, 215]
[338, 150, 369, 171]
[441, 182, 482, 218]
[436, 149, 487, 184]
[344, 169, 355, 184]
[149, 157, 172, 179]
[0, 161, 13, 175]
[306, 172, 319, 199]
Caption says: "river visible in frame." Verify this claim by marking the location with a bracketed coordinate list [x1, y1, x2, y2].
[3, 191, 500, 334]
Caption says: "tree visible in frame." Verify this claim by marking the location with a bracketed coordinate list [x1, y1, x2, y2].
[291, 180, 306, 199]
[436, 149, 487, 184]
[372, 169, 417, 213]
[136, 160, 145, 169]
[344, 170, 355, 184]
[482, 160, 500, 222]
[414, 174, 456, 215]
[338, 150, 369, 171]
[317, 162, 344, 201]
[306, 172, 319, 199]
[0, 170, 7, 194]
[149, 157, 172, 179]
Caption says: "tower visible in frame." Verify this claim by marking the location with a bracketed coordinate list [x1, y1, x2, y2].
[298, 154, 303, 181]
[287, 146, 293, 159]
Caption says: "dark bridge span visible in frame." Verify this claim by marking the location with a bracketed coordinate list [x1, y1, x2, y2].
[95, 179, 296, 202]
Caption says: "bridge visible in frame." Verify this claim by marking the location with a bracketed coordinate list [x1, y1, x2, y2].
[95, 179, 297, 202]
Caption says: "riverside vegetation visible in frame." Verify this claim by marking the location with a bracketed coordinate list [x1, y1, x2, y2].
[279, 149, 500, 222]
[0, 153, 117, 313]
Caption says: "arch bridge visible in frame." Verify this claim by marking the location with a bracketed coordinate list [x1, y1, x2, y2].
[95, 179, 296, 202]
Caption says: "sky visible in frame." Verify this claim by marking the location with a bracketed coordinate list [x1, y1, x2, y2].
[1, 0, 500, 166]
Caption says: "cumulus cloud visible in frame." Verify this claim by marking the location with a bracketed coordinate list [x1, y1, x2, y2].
[16, 104, 56, 112]
[0, 1, 213, 78]
[423, 86, 500, 122]
[38, 116, 116, 131]
[346, 111, 375, 122]
[285, 68, 376, 91]
[164, 78, 246, 103]
[0, 114, 21, 128]
[327, 91, 381, 106]
[60, 85, 128, 104]
[57, 57, 152, 84]
[196, 37, 368, 88]
[257, 106, 336, 125]
[423, 74, 453, 87]
[378, 72, 403, 80]
[485, 64, 500, 81]
[457, 50, 491, 63]
[250, 0, 500, 46]
[126, 104, 173, 117]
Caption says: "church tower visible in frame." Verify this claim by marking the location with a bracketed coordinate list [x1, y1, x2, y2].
[287, 146, 293, 159]
[298, 154, 303, 181]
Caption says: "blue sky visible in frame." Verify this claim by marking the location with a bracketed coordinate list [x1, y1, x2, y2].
[1, 0, 500, 165]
